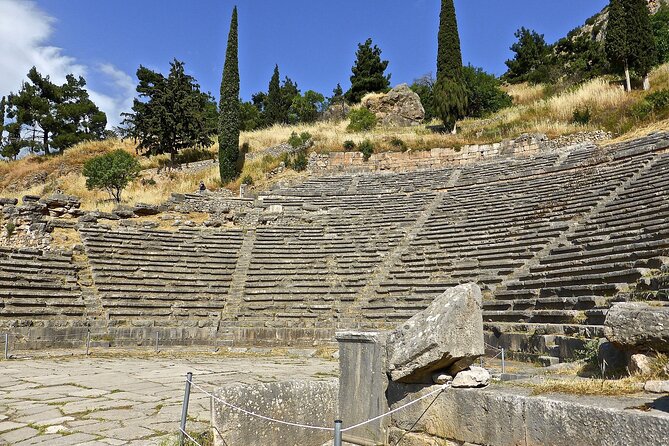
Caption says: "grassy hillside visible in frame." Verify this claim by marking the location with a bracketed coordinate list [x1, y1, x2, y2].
[1, 63, 669, 210]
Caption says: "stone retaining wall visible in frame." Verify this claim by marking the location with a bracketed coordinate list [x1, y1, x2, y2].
[308, 131, 612, 173]
[388, 383, 669, 446]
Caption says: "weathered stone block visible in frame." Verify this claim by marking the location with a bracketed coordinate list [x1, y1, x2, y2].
[387, 283, 484, 383]
[451, 367, 490, 388]
[336, 331, 389, 444]
[389, 384, 669, 446]
[605, 302, 669, 353]
[212, 380, 337, 446]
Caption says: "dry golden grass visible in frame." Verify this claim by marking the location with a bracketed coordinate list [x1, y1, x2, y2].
[50, 227, 82, 251]
[0, 139, 137, 192]
[3, 63, 669, 209]
[526, 378, 643, 396]
[504, 83, 547, 105]
[543, 78, 629, 121]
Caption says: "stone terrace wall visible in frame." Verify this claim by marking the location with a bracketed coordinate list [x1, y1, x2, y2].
[309, 131, 612, 173]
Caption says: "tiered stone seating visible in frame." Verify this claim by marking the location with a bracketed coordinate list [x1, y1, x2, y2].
[363, 155, 648, 323]
[454, 153, 559, 186]
[0, 248, 85, 321]
[80, 226, 244, 322]
[491, 152, 669, 326]
[238, 193, 436, 326]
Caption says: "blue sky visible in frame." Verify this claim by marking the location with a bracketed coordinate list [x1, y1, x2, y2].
[0, 0, 609, 126]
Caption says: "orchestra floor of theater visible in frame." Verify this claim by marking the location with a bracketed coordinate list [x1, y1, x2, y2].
[0, 350, 337, 445]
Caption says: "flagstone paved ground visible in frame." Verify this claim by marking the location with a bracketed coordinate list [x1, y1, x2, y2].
[0, 350, 338, 445]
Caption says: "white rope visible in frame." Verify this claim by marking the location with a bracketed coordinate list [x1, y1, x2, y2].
[341, 384, 449, 432]
[179, 427, 203, 446]
[187, 378, 449, 434]
[484, 342, 503, 352]
[188, 379, 334, 431]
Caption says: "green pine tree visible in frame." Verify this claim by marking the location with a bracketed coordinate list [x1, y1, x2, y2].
[125, 60, 214, 161]
[433, 0, 468, 132]
[264, 65, 283, 125]
[345, 38, 391, 104]
[6, 67, 107, 156]
[219, 6, 241, 181]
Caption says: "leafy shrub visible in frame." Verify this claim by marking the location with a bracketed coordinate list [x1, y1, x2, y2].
[647, 89, 669, 110]
[342, 140, 356, 150]
[292, 151, 308, 172]
[462, 65, 513, 117]
[300, 132, 312, 143]
[83, 149, 141, 203]
[630, 89, 669, 121]
[175, 148, 214, 164]
[141, 178, 157, 186]
[287, 132, 302, 148]
[572, 107, 591, 125]
[389, 137, 407, 151]
[281, 150, 309, 172]
[358, 140, 374, 161]
[347, 108, 377, 132]
[630, 100, 654, 120]
[287, 131, 312, 148]
[5, 222, 16, 239]
[241, 175, 254, 186]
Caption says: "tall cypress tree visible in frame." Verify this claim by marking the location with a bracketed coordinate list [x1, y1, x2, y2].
[606, 0, 632, 91]
[606, 0, 657, 91]
[627, 0, 657, 90]
[218, 6, 240, 182]
[0, 96, 5, 139]
[264, 65, 283, 125]
[434, 0, 468, 132]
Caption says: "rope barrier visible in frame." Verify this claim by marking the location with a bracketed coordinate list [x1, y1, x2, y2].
[188, 379, 334, 431]
[187, 378, 450, 434]
[341, 384, 449, 433]
[179, 427, 203, 446]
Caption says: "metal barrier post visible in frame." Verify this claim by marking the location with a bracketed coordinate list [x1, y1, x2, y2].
[501, 348, 506, 374]
[333, 419, 342, 446]
[86, 331, 91, 356]
[179, 372, 193, 446]
[155, 332, 159, 353]
[4, 333, 8, 360]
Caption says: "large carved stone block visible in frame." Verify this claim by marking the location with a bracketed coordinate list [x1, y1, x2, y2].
[386, 283, 484, 383]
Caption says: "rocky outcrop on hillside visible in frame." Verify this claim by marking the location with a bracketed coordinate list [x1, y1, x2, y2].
[575, 0, 668, 42]
[361, 84, 425, 127]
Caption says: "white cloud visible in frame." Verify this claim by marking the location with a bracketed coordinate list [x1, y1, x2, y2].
[90, 64, 136, 127]
[0, 0, 134, 127]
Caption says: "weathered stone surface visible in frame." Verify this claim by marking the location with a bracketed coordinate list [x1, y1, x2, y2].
[432, 373, 453, 385]
[336, 331, 389, 444]
[451, 367, 490, 388]
[132, 203, 161, 216]
[605, 302, 669, 352]
[389, 428, 459, 446]
[39, 193, 81, 210]
[22, 195, 40, 203]
[387, 283, 484, 383]
[644, 380, 669, 393]
[362, 84, 425, 127]
[111, 206, 135, 219]
[389, 383, 669, 446]
[629, 353, 654, 376]
[212, 380, 337, 446]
